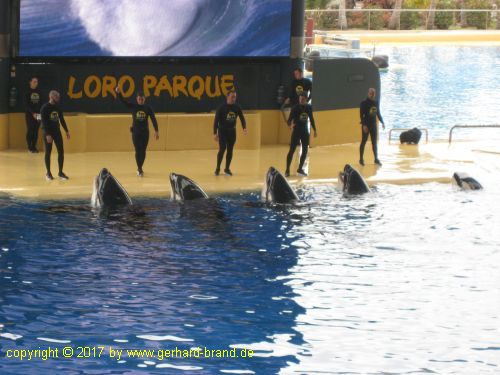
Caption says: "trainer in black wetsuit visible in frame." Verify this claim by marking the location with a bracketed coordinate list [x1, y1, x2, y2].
[213, 91, 247, 176]
[25, 77, 42, 153]
[40, 90, 70, 180]
[285, 93, 317, 177]
[359, 88, 385, 166]
[116, 87, 159, 177]
[285, 68, 312, 106]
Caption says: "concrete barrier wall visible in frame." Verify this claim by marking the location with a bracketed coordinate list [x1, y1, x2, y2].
[3, 108, 363, 152]
[5, 112, 267, 153]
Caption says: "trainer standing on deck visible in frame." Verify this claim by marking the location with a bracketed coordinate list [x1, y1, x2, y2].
[213, 90, 247, 176]
[40, 90, 70, 180]
[25, 77, 42, 153]
[284, 68, 312, 106]
[285, 93, 317, 177]
[359, 88, 385, 166]
[115, 86, 159, 177]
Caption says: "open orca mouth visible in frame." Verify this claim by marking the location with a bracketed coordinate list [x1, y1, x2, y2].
[264, 167, 299, 204]
[341, 165, 370, 195]
[170, 173, 209, 201]
[92, 169, 132, 208]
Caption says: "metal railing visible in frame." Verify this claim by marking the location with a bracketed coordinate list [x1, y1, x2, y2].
[389, 128, 429, 143]
[305, 8, 499, 31]
[449, 125, 500, 144]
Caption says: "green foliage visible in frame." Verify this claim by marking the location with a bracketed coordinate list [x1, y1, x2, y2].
[306, 0, 331, 9]
[434, 0, 456, 29]
[464, 0, 491, 29]
[364, 4, 389, 29]
[362, 0, 395, 9]
[347, 10, 368, 28]
[307, 10, 339, 29]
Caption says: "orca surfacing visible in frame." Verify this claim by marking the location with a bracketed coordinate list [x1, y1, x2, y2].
[262, 167, 299, 204]
[339, 164, 371, 195]
[91, 168, 132, 208]
[169, 173, 209, 201]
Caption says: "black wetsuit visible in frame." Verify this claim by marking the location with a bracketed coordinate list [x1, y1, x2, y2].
[289, 78, 312, 105]
[359, 97, 384, 161]
[25, 88, 42, 151]
[286, 104, 316, 172]
[40, 102, 69, 175]
[118, 93, 159, 172]
[213, 103, 246, 171]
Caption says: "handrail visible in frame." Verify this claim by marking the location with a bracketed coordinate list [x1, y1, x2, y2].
[306, 9, 495, 13]
[389, 128, 428, 143]
[305, 8, 497, 30]
[449, 125, 500, 144]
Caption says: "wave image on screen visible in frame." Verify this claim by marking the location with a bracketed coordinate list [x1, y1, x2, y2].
[19, 0, 292, 57]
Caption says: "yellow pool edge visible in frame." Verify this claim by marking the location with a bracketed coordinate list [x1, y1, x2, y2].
[329, 30, 500, 45]
[1, 141, 494, 201]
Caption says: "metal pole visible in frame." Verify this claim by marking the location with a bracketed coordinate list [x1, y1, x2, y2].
[0, 0, 11, 115]
[291, 0, 305, 59]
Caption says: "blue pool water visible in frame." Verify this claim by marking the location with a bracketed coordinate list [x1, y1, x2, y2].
[1, 179, 500, 374]
[378, 45, 500, 141]
[1, 45, 500, 374]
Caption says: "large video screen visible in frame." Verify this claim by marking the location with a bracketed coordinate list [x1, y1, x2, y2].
[19, 0, 292, 57]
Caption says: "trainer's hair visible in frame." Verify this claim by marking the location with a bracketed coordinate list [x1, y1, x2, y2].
[294, 68, 303, 73]
[49, 90, 60, 98]
[29, 77, 38, 82]
[226, 89, 236, 96]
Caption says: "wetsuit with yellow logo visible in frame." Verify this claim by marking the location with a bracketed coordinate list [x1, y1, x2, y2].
[213, 103, 246, 173]
[289, 78, 312, 105]
[25, 88, 42, 152]
[40, 102, 69, 176]
[286, 104, 316, 174]
[359, 97, 384, 163]
[118, 93, 159, 173]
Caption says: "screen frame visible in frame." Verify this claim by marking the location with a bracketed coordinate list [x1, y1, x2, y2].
[14, 0, 293, 61]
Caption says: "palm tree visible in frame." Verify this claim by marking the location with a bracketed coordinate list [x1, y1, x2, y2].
[426, 0, 438, 29]
[459, 0, 467, 27]
[339, 0, 348, 29]
[496, 1, 500, 30]
[389, 0, 403, 30]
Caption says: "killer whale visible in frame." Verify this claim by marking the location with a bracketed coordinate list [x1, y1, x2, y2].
[91, 168, 132, 208]
[452, 172, 483, 191]
[262, 167, 299, 204]
[338, 164, 371, 194]
[169, 173, 209, 201]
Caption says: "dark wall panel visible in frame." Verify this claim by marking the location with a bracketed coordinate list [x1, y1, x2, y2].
[312, 58, 380, 111]
[0, 59, 9, 113]
[12, 62, 284, 113]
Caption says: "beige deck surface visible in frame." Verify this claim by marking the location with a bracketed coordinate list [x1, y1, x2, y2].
[1, 140, 498, 200]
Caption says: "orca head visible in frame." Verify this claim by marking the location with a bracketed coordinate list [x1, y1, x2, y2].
[453, 172, 483, 191]
[340, 164, 370, 195]
[91, 168, 110, 208]
[169, 173, 209, 201]
[91, 168, 132, 208]
[263, 167, 299, 204]
[169, 173, 183, 201]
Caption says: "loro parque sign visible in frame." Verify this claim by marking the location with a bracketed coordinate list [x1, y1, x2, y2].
[13, 62, 271, 113]
[67, 74, 235, 101]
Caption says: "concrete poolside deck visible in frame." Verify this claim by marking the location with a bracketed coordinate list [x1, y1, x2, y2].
[0, 141, 498, 200]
